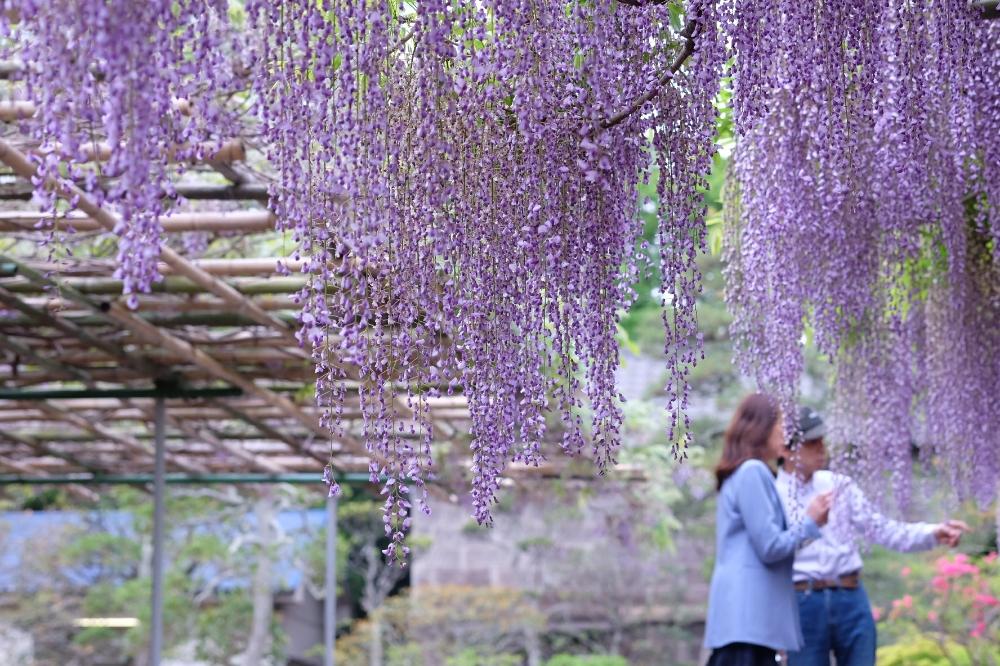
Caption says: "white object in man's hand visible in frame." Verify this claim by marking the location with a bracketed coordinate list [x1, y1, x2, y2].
[806, 490, 834, 527]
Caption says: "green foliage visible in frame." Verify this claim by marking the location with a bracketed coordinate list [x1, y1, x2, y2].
[195, 592, 285, 665]
[516, 535, 555, 552]
[384, 642, 425, 665]
[446, 649, 523, 666]
[460, 519, 490, 536]
[43, 488, 290, 663]
[545, 655, 630, 666]
[18, 488, 63, 511]
[299, 484, 426, 605]
[686, 342, 737, 392]
[61, 529, 140, 581]
[877, 637, 978, 666]
[334, 586, 544, 666]
[618, 306, 664, 355]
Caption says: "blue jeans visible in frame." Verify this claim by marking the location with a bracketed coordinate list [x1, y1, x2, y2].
[787, 584, 876, 666]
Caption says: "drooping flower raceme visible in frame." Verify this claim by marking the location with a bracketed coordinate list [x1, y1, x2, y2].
[723, 0, 1000, 507]
[4, 2, 722, 554]
[1, 0, 242, 307]
[246, 0, 723, 557]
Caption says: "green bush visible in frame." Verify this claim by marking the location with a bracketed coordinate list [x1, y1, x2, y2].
[445, 649, 522, 666]
[877, 637, 973, 665]
[545, 655, 630, 666]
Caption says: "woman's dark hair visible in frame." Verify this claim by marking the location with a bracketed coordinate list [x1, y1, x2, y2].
[715, 393, 780, 490]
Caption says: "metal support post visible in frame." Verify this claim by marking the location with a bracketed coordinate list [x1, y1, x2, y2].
[150, 396, 166, 666]
[324, 494, 339, 666]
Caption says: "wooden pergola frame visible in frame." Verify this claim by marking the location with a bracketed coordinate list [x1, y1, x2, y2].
[0, 110, 462, 666]
[0, 120, 479, 478]
[0, 61, 645, 666]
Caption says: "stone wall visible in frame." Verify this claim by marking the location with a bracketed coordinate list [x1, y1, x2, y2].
[412, 482, 712, 664]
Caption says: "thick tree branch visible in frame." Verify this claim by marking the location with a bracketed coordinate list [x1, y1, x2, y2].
[600, 18, 698, 130]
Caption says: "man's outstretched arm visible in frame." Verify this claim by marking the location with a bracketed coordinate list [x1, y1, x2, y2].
[842, 477, 968, 551]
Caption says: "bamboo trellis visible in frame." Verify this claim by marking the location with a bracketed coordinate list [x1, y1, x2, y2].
[0, 111, 477, 482]
[0, 66, 630, 492]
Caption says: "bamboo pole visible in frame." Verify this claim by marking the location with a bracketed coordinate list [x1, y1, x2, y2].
[31, 139, 246, 165]
[21, 257, 306, 278]
[0, 98, 193, 121]
[428, 408, 472, 420]
[0, 406, 342, 422]
[0, 100, 34, 122]
[0, 429, 316, 443]
[0, 365, 310, 386]
[0, 181, 270, 202]
[18, 294, 297, 313]
[0, 60, 23, 79]
[0, 210, 276, 233]
[0, 285, 160, 376]
[166, 332, 296, 347]
[0, 310, 299, 328]
[0, 472, 378, 486]
[324, 495, 338, 666]
[35, 403, 208, 474]
[161, 257, 303, 276]
[150, 396, 166, 666]
[46, 346, 307, 366]
[0, 139, 288, 334]
[0, 396, 285, 411]
[0, 275, 308, 295]
[0, 455, 99, 501]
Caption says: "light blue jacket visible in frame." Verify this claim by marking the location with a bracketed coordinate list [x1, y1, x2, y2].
[703, 459, 821, 651]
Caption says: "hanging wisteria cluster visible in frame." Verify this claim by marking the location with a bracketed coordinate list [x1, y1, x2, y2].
[246, 0, 723, 557]
[5, 0, 996, 544]
[723, 0, 1000, 507]
[2, 0, 723, 553]
[1, 0, 242, 306]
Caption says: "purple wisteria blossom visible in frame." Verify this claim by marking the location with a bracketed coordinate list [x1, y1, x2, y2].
[724, 0, 1000, 508]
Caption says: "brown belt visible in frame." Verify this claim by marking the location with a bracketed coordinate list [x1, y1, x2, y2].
[794, 572, 860, 592]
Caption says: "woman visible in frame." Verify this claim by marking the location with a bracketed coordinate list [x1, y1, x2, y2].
[704, 394, 832, 665]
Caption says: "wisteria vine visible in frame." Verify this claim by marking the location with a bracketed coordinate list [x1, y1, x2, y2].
[4, 0, 996, 545]
[723, 0, 1000, 508]
[1, 0, 242, 306]
[2, 1, 722, 554]
[245, 0, 722, 557]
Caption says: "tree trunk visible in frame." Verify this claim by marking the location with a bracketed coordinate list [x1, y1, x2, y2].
[363, 537, 384, 666]
[139, 535, 152, 579]
[244, 490, 275, 666]
[137, 534, 153, 665]
[524, 625, 542, 666]
[369, 613, 384, 666]
[609, 620, 623, 656]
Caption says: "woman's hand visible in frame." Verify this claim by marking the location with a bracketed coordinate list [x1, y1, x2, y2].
[806, 490, 834, 526]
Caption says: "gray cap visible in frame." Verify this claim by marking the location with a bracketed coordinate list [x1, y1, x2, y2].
[796, 406, 828, 443]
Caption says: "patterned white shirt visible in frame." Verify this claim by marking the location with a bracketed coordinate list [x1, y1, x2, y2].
[775, 468, 938, 582]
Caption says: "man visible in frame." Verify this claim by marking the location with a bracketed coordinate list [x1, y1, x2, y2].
[776, 407, 969, 666]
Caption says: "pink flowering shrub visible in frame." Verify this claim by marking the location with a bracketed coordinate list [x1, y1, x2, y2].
[877, 553, 1000, 663]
